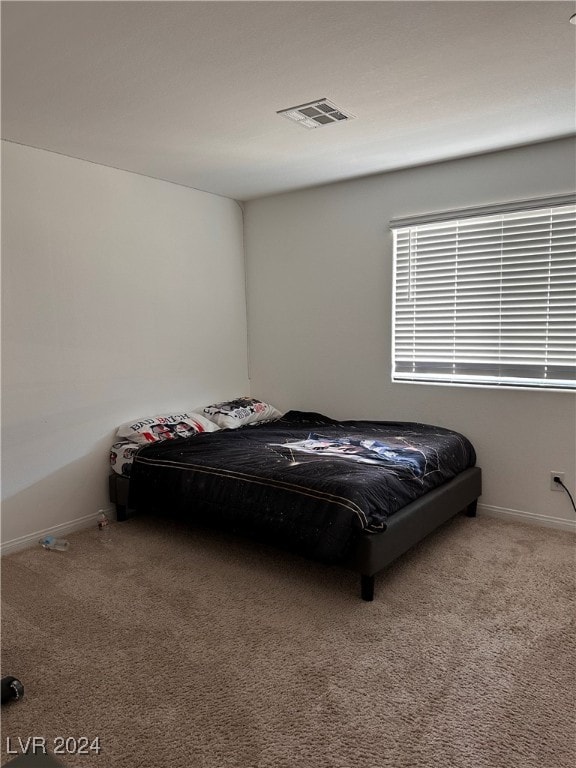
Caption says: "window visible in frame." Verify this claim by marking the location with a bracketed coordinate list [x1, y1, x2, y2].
[391, 195, 576, 391]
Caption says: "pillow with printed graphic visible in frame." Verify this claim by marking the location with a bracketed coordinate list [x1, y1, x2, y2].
[195, 397, 282, 430]
[110, 440, 141, 477]
[116, 412, 219, 445]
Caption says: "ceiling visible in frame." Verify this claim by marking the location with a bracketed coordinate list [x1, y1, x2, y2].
[2, 1, 575, 201]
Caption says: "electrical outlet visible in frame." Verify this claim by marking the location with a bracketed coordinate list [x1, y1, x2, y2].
[550, 472, 565, 491]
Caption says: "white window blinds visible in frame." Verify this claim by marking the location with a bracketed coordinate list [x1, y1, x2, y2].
[391, 197, 576, 391]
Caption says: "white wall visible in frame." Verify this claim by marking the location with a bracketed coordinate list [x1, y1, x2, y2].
[244, 138, 576, 530]
[1, 141, 249, 547]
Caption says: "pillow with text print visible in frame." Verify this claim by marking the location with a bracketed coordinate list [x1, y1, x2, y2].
[116, 412, 219, 445]
[195, 397, 282, 430]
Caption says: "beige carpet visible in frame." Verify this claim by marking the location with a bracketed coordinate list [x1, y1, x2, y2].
[1, 513, 574, 768]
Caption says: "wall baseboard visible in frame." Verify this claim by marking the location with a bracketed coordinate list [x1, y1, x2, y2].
[1, 508, 114, 556]
[2, 503, 573, 555]
[478, 503, 576, 533]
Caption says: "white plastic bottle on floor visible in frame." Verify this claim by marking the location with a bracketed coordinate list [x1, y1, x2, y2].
[39, 535, 69, 551]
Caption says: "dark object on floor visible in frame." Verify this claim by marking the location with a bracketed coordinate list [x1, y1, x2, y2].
[5, 753, 65, 767]
[1, 676, 24, 705]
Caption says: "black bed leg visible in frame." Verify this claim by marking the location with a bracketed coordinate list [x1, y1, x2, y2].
[465, 500, 478, 518]
[109, 475, 130, 522]
[360, 575, 375, 602]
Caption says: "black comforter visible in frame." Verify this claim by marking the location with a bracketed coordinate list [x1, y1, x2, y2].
[129, 411, 476, 562]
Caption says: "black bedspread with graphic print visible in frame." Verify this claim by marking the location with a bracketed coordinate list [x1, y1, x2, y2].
[128, 411, 476, 562]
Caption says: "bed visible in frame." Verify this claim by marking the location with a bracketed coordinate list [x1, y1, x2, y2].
[109, 404, 481, 601]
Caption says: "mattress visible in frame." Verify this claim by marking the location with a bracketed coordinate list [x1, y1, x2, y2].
[128, 411, 476, 562]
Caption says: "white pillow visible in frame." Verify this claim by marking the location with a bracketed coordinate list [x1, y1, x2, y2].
[110, 440, 140, 476]
[116, 412, 219, 445]
[195, 397, 282, 430]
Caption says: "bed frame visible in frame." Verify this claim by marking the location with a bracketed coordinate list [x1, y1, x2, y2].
[109, 466, 481, 601]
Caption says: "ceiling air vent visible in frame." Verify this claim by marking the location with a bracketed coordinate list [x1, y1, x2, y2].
[277, 99, 355, 129]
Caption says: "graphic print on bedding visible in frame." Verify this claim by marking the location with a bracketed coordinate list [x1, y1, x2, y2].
[110, 441, 140, 476]
[271, 433, 425, 475]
